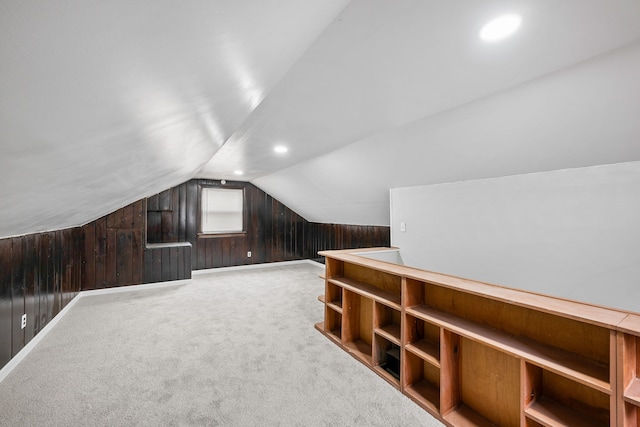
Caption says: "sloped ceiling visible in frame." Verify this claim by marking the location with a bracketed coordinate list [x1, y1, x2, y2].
[2, 0, 640, 238]
[0, 0, 349, 238]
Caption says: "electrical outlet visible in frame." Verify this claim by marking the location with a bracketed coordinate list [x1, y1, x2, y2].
[21, 314, 27, 329]
[400, 222, 406, 232]
[247, 251, 252, 258]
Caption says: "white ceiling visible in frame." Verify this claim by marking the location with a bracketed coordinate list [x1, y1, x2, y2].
[2, 0, 640, 238]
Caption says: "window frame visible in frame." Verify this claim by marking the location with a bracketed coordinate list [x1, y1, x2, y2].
[197, 184, 247, 237]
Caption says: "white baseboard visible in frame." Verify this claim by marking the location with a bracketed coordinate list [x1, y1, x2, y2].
[0, 292, 82, 383]
[192, 259, 324, 275]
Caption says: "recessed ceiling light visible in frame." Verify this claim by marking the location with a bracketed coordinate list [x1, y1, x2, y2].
[480, 14, 521, 42]
[274, 145, 288, 154]
[233, 170, 243, 175]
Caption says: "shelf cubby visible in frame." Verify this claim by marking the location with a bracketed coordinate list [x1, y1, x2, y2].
[404, 313, 440, 367]
[326, 281, 343, 312]
[406, 304, 611, 393]
[403, 277, 425, 307]
[329, 277, 400, 309]
[373, 335, 401, 388]
[342, 290, 373, 365]
[443, 405, 497, 427]
[325, 305, 342, 344]
[523, 363, 610, 427]
[374, 302, 401, 345]
[325, 257, 343, 279]
[452, 337, 521, 426]
[404, 349, 440, 415]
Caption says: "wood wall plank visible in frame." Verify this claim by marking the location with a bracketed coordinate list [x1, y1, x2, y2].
[105, 228, 117, 287]
[147, 194, 159, 211]
[170, 247, 179, 281]
[178, 183, 187, 242]
[143, 249, 153, 284]
[0, 238, 12, 367]
[94, 217, 107, 289]
[82, 223, 96, 291]
[116, 230, 133, 286]
[131, 228, 143, 285]
[152, 248, 162, 283]
[23, 234, 36, 343]
[158, 188, 172, 211]
[11, 237, 25, 356]
[146, 211, 162, 244]
[186, 181, 198, 268]
[43, 233, 54, 325]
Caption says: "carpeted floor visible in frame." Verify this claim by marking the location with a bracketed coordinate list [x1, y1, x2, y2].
[0, 262, 443, 426]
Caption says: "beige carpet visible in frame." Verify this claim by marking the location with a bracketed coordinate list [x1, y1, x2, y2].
[0, 262, 443, 426]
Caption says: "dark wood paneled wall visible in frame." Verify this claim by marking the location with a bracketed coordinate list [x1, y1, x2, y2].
[1, 178, 389, 370]
[304, 223, 391, 262]
[143, 245, 192, 283]
[146, 179, 390, 269]
[81, 200, 145, 290]
[0, 228, 82, 368]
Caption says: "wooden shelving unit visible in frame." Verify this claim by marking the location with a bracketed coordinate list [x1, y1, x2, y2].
[618, 314, 640, 426]
[316, 248, 640, 427]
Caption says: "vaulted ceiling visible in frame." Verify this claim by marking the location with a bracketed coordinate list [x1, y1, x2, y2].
[2, 0, 640, 239]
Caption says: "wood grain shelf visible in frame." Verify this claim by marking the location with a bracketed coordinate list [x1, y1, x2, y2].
[344, 340, 372, 365]
[327, 301, 343, 313]
[317, 294, 325, 303]
[405, 340, 440, 368]
[375, 324, 401, 345]
[443, 405, 495, 427]
[326, 329, 341, 344]
[406, 305, 610, 393]
[329, 277, 401, 310]
[525, 397, 606, 427]
[625, 377, 640, 406]
[405, 380, 439, 414]
[372, 365, 400, 389]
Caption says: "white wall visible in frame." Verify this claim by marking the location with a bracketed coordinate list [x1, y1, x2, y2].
[390, 161, 640, 313]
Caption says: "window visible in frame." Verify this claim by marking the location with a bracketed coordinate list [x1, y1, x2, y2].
[200, 187, 245, 234]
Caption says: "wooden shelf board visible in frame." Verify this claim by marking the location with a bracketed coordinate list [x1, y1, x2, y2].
[326, 329, 342, 345]
[375, 323, 401, 345]
[406, 305, 610, 393]
[321, 249, 629, 329]
[406, 340, 440, 368]
[317, 294, 325, 303]
[329, 277, 401, 310]
[327, 301, 343, 314]
[344, 340, 373, 366]
[372, 365, 400, 389]
[314, 321, 325, 332]
[405, 380, 440, 414]
[319, 273, 326, 280]
[443, 404, 495, 427]
[525, 397, 607, 427]
[624, 377, 640, 406]
[617, 313, 640, 336]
